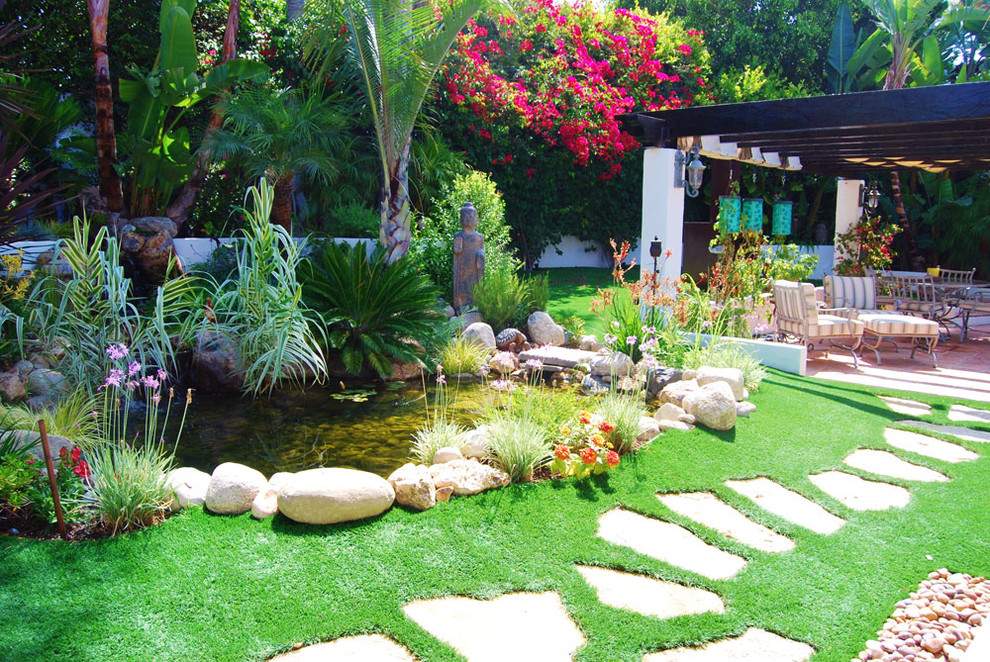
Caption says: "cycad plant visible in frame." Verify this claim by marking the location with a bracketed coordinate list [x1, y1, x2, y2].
[206, 83, 355, 231]
[300, 240, 443, 378]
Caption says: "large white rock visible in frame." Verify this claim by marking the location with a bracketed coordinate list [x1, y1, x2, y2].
[429, 459, 510, 495]
[526, 311, 565, 346]
[462, 322, 496, 350]
[655, 403, 687, 422]
[457, 426, 490, 459]
[204, 462, 268, 515]
[278, 468, 395, 525]
[696, 366, 746, 401]
[683, 382, 737, 431]
[659, 379, 699, 407]
[432, 446, 464, 464]
[637, 416, 661, 443]
[590, 351, 634, 378]
[251, 488, 278, 519]
[268, 472, 295, 493]
[388, 463, 436, 511]
[166, 467, 212, 509]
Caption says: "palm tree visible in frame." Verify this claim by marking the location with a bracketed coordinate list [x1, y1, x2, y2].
[85, 0, 123, 213]
[205, 84, 355, 231]
[306, 0, 505, 263]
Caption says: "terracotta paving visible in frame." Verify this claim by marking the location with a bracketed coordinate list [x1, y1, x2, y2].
[805, 317, 990, 403]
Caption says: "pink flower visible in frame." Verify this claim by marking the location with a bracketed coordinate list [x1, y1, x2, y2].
[103, 369, 124, 389]
[127, 361, 141, 377]
[105, 343, 129, 360]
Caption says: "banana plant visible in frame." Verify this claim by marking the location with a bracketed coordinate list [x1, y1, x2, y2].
[117, 0, 268, 217]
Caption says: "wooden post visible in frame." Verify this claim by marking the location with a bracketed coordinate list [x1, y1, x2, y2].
[38, 420, 67, 540]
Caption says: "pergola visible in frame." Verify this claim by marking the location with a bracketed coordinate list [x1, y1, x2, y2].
[618, 82, 990, 277]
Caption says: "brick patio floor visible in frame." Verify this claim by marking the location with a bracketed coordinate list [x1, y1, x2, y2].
[805, 315, 990, 403]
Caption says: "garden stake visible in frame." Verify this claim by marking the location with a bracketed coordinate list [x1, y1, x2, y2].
[37, 419, 67, 540]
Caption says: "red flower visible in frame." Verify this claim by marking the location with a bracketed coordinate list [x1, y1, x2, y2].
[73, 460, 90, 480]
[71, 446, 81, 462]
[598, 421, 615, 434]
[579, 447, 598, 464]
[520, 40, 533, 52]
[554, 444, 571, 461]
[606, 451, 620, 467]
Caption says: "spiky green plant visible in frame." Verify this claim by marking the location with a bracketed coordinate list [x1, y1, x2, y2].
[300, 240, 443, 378]
[485, 416, 551, 482]
[683, 341, 767, 391]
[410, 419, 466, 465]
[594, 392, 646, 454]
[82, 439, 175, 535]
[0, 389, 100, 444]
[438, 335, 491, 376]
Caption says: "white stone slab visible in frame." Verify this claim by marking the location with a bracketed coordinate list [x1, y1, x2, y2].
[402, 592, 585, 662]
[962, 625, 990, 661]
[575, 565, 724, 620]
[879, 396, 931, 417]
[899, 420, 990, 443]
[724, 478, 845, 535]
[949, 404, 990, 424]
[843, 449, 949, 482]
[809, 471, 910, 511]
[597, 508, 747, 581]
[643, 628, 814, 661]
[884, 428, 979, 463]
[657, 492, 794, 553]
[517, 346, 598, 368]
[269, 634, 416, 661]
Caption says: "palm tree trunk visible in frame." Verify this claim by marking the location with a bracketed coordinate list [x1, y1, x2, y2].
[165, 0, 240, 228]
[86, 0, 124, 214]
[883, 72, 925, 270]
[272, 176, 294, 232]
[381, 138, 413, 263]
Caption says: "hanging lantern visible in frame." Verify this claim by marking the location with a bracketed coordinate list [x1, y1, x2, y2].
[718, 195, 741, 233]
[772, 201, 793, 236]
[742, 198, 763, 233]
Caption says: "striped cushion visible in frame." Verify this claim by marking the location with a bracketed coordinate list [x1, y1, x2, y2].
[774, 280, 818, 325]
[896, 300, 938, 315]
[858, 313, 939, 338]
[808, 315, 864, 340]
[825, 276, 876, 309]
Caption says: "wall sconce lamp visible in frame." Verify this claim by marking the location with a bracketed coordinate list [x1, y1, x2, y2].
[860, 183, 881, 210]
[675, 145, 705, 198]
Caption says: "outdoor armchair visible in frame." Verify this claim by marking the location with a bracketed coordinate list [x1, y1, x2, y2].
[772, 279, 864, 367]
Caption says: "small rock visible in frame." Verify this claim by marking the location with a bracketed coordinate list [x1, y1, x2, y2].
[682, 369, 697, 380]
[589, 351, 634, 378]
[13, 360, 34, 376]
[26, 369, 70, 398]
[0, 370, 27, 401]
[488, 351, 518, 376]
[637, 416, 660, 443]
[580, 374, 610, 395]
[205, 463, 268, 515]
[433, 447, 464, 464]
[443, 305, 456, 318]
[457, 426, 490, 459]
[678, 413, 697, 424]
[166, 467, 212, 509]
[251, 488, 279, 519]
[435, 486, 454, 502]
[429, 459, 509, 495]
[456, 311, 484, 328]
[696, 366, 746, 401]
[654, 402, 686, 422]
[388, 463, 436, 511]
[659, 379, 700, 407]
[644, 366, 682, 399]
[462, 322, 496, 350]
[736, 401, 757, 417]
[579, 335, 602, 351]
[657, 419, 694, 432]
[526, 311, 565, 346]
[682, 382, 737, 431]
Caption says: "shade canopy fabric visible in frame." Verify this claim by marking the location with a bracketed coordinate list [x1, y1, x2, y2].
[618, 82, 990, 176]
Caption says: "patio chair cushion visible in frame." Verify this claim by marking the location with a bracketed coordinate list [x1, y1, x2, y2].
[857, 312, 939, 338]
[809, 314, 864, 340]
[824, 276, 877, 310]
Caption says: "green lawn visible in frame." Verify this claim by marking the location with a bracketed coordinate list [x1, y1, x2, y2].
[1, 372, 988, 661]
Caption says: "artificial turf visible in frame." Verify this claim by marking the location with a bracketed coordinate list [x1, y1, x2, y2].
[1, 371, 988, 662]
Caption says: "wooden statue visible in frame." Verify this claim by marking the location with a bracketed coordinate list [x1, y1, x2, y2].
[453, 202, 485, 312]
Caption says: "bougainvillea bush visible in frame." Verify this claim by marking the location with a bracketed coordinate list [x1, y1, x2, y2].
[436, 0, 711, 264]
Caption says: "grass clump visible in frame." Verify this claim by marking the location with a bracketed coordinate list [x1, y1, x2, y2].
[437, 335, 491, 375]
[484, 416, 551, 482]
[593, 391, 646, 453]
[471, 269, 549, 330]
[0, 389, 100, 443]
[410, 419, 466, 464]
[83, 439, 175, 535]
[683, 340, 767, 390]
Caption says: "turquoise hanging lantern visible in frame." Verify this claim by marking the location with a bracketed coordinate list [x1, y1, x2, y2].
[718, 195, 741, 233]
[772, 201, 793, 236]
[742, 198, 763, 233]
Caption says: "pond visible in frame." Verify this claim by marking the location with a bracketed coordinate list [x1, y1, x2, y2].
[167, 381, 491, 478]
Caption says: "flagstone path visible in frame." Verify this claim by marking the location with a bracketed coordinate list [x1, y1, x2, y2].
[657, 492, 795, 553]
[574, 565, 724, 619]
[642, 628, 814, 662]
[879, 396, 932, 417]
[269, 634, 416, 661]
[724, 477, 846, 534]
[898, 420, 990, 443]
[883, 427, 979, 462]
[842, 448, 949, 482]
[948, 404, 990, 424]
[809, 471, 911, 510]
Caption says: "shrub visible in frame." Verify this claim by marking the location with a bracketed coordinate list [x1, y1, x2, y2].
[682, 341, 766, 391]
[409, 170, 521, 301]
[330, 203, 380, 238]
[594, 392, 646, 454]
[300, 240, 443, 378]
[410, 419, 466, 464]
[0, 389, 100, 444]
[471, 270, 549, 331]
[438, 335, 491, 375]
[84, 440, 175, 534]
[485, 416, 551, 482]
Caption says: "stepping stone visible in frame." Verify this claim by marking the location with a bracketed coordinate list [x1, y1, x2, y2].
[725, 478, 845, 535]
[843, 449, 949, 482]
[517, 346, 598, 368]
[899, 420, 990, 444]
[884, 428, 979, 463]
[657, 492, 795, 553]
[269, 634, 416, 661]
[575, 565, 724, 620]
[879, 396, 932, 417]
[402, 592, 584, 662]
[597, 508, 747, 581]
[948, 404, 990, 424]
[809, 471, 910, 511]
[642, 627, 814, 661]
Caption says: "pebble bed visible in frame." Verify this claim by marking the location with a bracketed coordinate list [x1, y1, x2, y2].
[856, 569, 989, 661]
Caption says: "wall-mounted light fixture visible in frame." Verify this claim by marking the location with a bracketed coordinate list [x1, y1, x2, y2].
[675, 145, 705, 198]
[859, 183, 881, 210]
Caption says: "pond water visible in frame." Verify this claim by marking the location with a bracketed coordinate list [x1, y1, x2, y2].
[166, 381, 490, 478]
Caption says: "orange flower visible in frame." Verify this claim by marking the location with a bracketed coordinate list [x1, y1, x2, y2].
[578, 410, 592, 425]
[606, 451, 620, 467]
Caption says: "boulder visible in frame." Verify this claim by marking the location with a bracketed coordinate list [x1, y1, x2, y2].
[166, 467, 212, 509]
[455, 311, 484, 329]
[388, 359, 423, 382]
[13, 360, 34, 376]
[736, 401, 757, 418]
[488, 351, 518, 376]
[682, 382, 737, 431]
[192, 329, 245, 393]
[658, 379, 699, 407]
[658, 419, 695, 432]
[462, 322, 496, 350]
[681, 369, 697, 380]
[644, 367, 682, 400]
[655, 403, 687, 422]
[428, 459, 510, 495]
[579, 335, 602, 352]
[457, 426, 490, 459]
[0, 370, 27, 401]
[27, 369, 70, 398]
[637, 416, 661, 443]
[495, 328, 530, 353]
[205, 462, 268, 515]
[590, 352, 634, 378]
[251, 488, 279, 519]
[581, 374, 610, 395]
[388, 463, 436, 511]
[1, 429, 74, 461]
[432, 447, 464, 464]
[526, 311, 565, 346]
[278, 468, 395, 525]
[443, 304, 456, 318]
[119, 216, 182, 284]
[696, 366, 746, 401]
